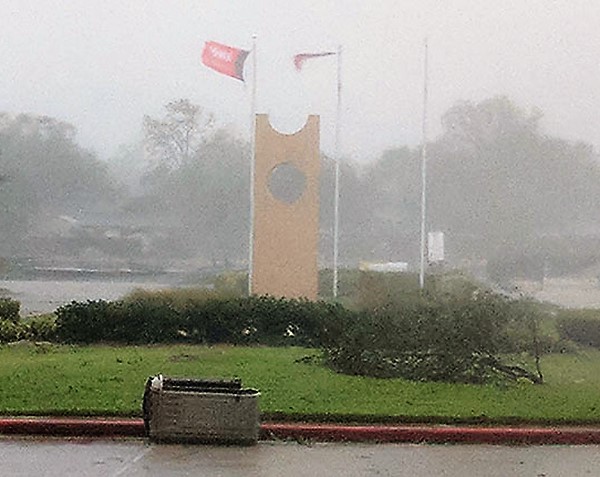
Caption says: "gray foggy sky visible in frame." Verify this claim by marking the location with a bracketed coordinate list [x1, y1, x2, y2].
[2, 0, 599, 162]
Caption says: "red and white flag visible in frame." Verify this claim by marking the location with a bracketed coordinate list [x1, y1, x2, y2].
[293, 51, 336, 71]
[202, 41, 250, 81]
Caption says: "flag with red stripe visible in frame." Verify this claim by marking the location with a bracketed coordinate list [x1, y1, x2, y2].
[202, 41, 250, 81]
[293, 51, 336, 71]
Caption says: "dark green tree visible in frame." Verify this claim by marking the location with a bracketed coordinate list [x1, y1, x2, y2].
[136, 99, 251, 265]
[0, 113, 117, 256]
[366, 96, 600, 273]
[358, 147, 422, 262]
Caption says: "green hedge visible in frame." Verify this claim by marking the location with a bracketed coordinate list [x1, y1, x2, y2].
[53, 287, 547, 383]
[54, 295, 346, 347]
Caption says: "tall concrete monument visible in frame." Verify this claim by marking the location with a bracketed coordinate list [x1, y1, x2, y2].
[251, 114, 320, 299]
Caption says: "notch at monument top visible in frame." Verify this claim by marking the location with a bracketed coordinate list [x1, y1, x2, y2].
[257, 113, 319, 136]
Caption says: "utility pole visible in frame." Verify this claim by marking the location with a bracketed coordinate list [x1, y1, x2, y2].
[419, 39, 430, 290]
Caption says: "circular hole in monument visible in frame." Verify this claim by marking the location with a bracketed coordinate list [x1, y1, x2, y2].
[269, 162, 307, 204]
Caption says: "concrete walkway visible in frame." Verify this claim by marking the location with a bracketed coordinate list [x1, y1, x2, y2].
[1, 417, 600, 445]
[2, 438, 600, 477]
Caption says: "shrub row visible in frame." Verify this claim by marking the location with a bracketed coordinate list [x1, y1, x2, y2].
[54, 295, 349, 346]
[53, 280, 549, 384]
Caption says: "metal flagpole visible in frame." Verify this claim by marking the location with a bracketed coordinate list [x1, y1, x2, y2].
[248, 34, 257, 296]
[419, 39, 429, 289]
[333, 44, 342, 298]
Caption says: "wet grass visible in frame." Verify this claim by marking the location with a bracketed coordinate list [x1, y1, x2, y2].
[0, 343, 599, 425]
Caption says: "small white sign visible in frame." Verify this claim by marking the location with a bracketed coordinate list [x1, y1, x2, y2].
[428, 231, 445, 263]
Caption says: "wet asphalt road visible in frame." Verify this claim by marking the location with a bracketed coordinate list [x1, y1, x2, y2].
[2, 438, 600, 476]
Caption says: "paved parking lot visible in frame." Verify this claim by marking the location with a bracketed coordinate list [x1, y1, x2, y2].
[2, 437, 600, 476]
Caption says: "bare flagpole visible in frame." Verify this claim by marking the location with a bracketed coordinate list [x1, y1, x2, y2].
[248, 34, 258, 296]
[333, 44, 342, 298]
[419, 39, 429, 289]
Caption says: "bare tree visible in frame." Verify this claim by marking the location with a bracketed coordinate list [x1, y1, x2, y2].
[143, 99, 214, 170]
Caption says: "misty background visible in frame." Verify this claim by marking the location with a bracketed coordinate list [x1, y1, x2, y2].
[2, 1, 600, 290]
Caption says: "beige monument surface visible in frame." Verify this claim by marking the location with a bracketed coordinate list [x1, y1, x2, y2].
[251, 114, 320, 299]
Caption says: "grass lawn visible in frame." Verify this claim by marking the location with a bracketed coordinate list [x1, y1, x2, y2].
[0, 343, 599, 425]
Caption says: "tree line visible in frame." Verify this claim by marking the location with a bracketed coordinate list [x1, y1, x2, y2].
[2, 96, 600, 282]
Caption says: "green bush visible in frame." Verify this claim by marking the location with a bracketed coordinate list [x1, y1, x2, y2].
[55, 300, 115, 344]
[322, 282, 543, 384]
[557, 310, 600, 348]
[493, 299, 563, 354]
[55, 299, 183, 345]
[324, 291, 505, 382]
[54, 294, 346, 346]
[0, 319, 25, 343]
[110, 301, 180, 344]
[181, 297, 245, 344]
[0, 298, 27, 343]
[0, 298, 20, 323]
[24, 314, 57, 342]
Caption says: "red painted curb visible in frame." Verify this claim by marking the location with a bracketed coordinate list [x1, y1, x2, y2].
[0, 418, 145, 438]
[260, 423, 600, 445]
[1, 418, 600, 445]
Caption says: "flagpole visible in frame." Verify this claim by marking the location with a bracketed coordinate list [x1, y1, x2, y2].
[248, 34, 257, 296]
[419, 39, 429, 290]
[333, 44, 342, 299]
